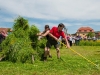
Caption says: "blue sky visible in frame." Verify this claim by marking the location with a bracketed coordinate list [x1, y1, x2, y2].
[0, 0, 100, 34]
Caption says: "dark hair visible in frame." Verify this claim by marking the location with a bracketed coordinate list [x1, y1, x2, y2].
[45, 25, 49, 29]
[58, 23, 68, 34]
[58, 23, 65, 28]
[42, 25, 50, 34]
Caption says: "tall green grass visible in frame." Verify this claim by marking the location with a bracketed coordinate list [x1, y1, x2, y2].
[0, 46, 100, 75]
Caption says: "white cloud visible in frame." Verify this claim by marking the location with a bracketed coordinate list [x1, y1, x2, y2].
[0, 0, 100, 33]
[0, 0, 100, 20]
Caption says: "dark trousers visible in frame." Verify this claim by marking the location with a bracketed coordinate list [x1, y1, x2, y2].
[69, 41, 72, 46]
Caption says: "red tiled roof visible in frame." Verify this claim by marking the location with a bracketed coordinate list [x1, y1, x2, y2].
[0, 28, 12, 33]
[77, 27, 94, 32]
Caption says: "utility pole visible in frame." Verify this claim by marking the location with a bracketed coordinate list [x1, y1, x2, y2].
[64, 27, 68, 35]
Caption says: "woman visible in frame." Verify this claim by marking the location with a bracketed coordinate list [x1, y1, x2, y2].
[37, 25, 52, 61]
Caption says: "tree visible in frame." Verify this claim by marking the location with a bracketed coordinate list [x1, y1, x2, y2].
[87, 32, 95, 38]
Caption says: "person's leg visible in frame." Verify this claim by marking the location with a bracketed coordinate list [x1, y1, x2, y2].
[56, 48, 60, 59]
[70, 41, 72, 46]
[47, 48, 52, 58]
[44, 47, 48, 57]
[43, 47, 48, 61]
[44, 38, 51, 61]
[53, 40, 61, 59]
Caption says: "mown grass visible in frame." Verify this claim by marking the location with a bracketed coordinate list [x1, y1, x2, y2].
[0, 46, 100, 75]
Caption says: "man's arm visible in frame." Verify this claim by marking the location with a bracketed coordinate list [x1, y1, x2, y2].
[41, 30, 58, 41]
[64, 36, 70, 48]
[48, 33, 58, 41]
[62, 33, 70, 48]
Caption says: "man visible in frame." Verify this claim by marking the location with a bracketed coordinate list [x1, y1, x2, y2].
[42, 23, 70, 60]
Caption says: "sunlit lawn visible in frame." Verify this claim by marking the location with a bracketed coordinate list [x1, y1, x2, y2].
[0, 46, 100, 75]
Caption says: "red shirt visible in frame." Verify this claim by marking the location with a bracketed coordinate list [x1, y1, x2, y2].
[50, 27, 65, 39]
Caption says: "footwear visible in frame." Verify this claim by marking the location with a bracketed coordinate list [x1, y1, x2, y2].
[43, 57, 47, 61]
[49, 55, 52, 58]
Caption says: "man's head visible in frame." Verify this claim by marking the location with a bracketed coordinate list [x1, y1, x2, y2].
[58, 23, 65, 31]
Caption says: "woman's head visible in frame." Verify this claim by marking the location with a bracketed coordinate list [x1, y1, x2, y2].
[45, 25, 50, 31]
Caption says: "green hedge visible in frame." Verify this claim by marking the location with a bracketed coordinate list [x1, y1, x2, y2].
[79, 40, 100, 46]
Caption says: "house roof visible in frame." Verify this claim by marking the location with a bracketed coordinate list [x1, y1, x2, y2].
[0, 28, 12, 33]
[77, 27, 94, 32]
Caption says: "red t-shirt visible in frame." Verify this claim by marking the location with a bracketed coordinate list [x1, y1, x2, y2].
[50, 27, 65, 39]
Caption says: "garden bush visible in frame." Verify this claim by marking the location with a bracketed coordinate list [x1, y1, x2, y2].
[79, 40, 100, 46]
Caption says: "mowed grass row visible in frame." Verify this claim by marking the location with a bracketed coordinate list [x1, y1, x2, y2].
[0, 46, 100, 75]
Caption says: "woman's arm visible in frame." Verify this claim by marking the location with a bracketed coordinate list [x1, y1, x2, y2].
[41, 30, 50, 37]
[37, 32, 43, 36]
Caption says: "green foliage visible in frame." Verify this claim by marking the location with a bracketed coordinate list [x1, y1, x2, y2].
[79, 40, 100, 46]
[0, 46, 100, 75]
[0, 16, 48, 63]
[28, 25, 47, 59]
[13, 16, 29, 31]
[87, 32, 95, 38]
[1, 29, 34, 63]
[38, 38, 47, 48]
[29, 25, 39, 49]
[0, 16, 35, 63]
[13, 28, 29, 38]
[34, 38, 47, 60]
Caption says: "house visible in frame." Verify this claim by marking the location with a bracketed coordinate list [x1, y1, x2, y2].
[0, 28, 12, 34]
[76, 27, 94, 39]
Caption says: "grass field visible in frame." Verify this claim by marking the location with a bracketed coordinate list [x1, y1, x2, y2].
[0, 46, 100, 75]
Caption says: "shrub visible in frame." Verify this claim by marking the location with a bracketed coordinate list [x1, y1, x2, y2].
[29, 25, 39, 49]
[79, 40, 100, 46]
[0, 17, 35, 63]
[0, 16, 47, 63]
[1, 29, 35, 63]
